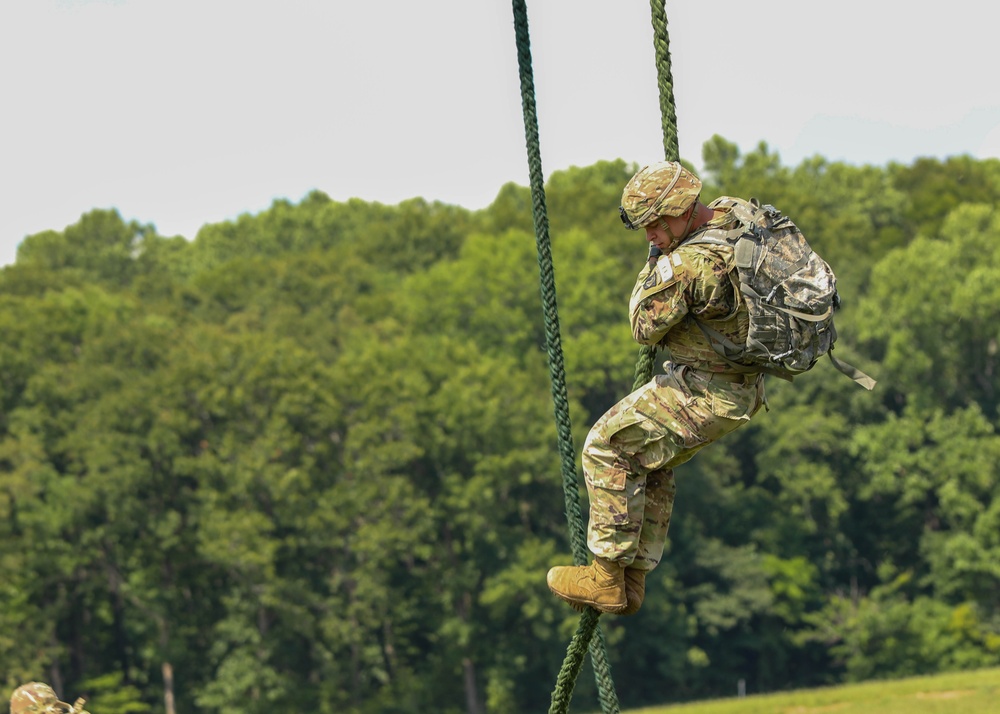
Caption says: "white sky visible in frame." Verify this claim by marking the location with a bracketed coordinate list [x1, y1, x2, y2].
[1, 0, 998, 267]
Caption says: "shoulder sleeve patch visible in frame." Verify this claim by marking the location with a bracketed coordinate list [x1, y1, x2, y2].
[631, 254, 683, 314]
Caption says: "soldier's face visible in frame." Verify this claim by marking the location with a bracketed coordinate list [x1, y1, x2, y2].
[643, 222, 671, 251]
[644, 216, 682, 251]
[644, 207, 695, 252]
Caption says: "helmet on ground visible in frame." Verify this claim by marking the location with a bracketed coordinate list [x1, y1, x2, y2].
[9, 683, 82, 714]
[620, 160, 702, 229]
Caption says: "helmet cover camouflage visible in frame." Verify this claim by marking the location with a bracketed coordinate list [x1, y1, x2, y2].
[9, 683, 82, 714]
[620, 161, 702, 229]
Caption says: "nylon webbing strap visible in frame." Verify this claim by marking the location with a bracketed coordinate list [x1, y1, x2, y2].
[829, 349, 877, 390]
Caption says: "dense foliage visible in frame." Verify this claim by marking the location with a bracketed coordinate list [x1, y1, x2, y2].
[2, 139, 999, 713]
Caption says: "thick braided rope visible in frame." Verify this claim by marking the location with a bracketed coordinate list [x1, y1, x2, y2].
[634, 0, 680, 389]
[510, 2, 621, 713]
[633, 344, 659, 392]
[548, 609, 602, 713]
[510, 0, 587, 568]
[650, 0, 680, 161]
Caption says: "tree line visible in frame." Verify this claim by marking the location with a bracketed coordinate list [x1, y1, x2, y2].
[1, 138, 999, 713]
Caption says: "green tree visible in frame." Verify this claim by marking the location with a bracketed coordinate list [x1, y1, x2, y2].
[856, 203, 1000, 417]
[16, 210, 158, 288]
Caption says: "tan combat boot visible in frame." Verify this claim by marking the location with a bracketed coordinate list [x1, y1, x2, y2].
[546, 557, 627, 614]
[621, 568, 646, 615]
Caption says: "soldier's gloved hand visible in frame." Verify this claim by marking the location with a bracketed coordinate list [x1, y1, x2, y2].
[647, 244, 661, 266]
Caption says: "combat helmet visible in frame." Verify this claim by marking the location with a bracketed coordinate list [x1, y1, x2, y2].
[620, 160, 702, 230]
[9, 683, 88, 714]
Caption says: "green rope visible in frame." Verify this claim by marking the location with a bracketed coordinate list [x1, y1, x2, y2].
[634, 0, 680, 390]
[510, 0, 589, 571]
[511, 1, 681, 711]
[547, 609, 602, 713]
[650, 0, 680, 162]
[510, 2, 620, 713]
[632, 344, 659, 392]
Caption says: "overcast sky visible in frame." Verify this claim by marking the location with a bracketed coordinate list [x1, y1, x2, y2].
[1, 0, 998, 267]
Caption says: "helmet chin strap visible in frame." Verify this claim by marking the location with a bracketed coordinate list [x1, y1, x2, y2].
[657, 204, 699, 253]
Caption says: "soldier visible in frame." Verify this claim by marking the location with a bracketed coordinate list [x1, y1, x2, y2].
[9, 683, 89, 714]
[547, 160, 767, 615]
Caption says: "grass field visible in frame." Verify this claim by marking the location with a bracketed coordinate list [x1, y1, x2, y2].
[625, 667, 1000, 714]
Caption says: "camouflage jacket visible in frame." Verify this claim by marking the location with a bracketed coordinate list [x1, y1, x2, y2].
[628, 199, 751, 373]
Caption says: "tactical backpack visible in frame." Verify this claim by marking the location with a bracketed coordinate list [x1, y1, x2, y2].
[686, 197, 875, 389]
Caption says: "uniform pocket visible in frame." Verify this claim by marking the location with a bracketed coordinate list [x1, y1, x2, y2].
[683, 370, 759, 421]
[704, 376, 767, 421]
[584, 458, 630, 527]
[705, 388, 751, 419]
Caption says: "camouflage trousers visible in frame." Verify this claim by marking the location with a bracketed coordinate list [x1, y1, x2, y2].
[583, 364, 763, 571]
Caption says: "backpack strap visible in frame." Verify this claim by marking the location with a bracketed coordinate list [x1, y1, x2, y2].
[827, 349, 877, 390]
[691, 319, 795, 382]
[697, 316, 876, 388]
[741, 280, 835, 323]
[683, 226, 745, 248]
[686, 197, 770, 269]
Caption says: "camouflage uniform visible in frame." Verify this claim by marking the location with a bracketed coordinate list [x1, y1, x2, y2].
[583, 200, 765, 572]
[546, 161, 769, 615]
[9, 683, 89, 714]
